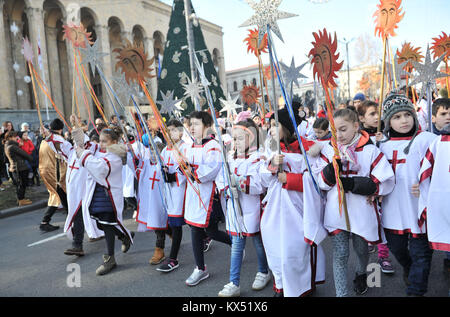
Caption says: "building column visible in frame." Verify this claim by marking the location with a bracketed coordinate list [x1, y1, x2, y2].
[25, 5, 51, 111]
[0, 0, 14, 109]
[145, 36, 158, 99]
[9, 20, 31, 110]
[44, 26, 64, 112]
[94, 23, 114, 117]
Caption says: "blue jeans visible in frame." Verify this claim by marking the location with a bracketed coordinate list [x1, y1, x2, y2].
[384, 231, 433, 296]
[230, 234, 268, 286]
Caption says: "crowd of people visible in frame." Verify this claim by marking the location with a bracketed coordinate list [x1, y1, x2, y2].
[1, 87, 449, 297]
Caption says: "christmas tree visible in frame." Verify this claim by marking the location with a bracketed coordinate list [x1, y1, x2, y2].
[157, 0, 225, 116]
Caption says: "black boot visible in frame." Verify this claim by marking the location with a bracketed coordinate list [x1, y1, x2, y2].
[64, 247, 85, 256]
[353, 273, 368, 295]
[40, 223, 60, 232]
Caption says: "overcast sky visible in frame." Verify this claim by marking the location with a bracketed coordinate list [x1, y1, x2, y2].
[159, 0, 449, 78]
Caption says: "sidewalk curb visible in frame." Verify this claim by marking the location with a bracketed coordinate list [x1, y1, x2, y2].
[0, 200, 48, 219]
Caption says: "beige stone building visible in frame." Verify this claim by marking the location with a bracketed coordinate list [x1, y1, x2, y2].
[0, 0, 226, 128]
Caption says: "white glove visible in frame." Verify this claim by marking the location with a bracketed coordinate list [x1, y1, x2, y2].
[72, 128, 85, 148]
[230, 186, 240, 200]
[107, 144, 128, 165]
[75, 146, 84, 158]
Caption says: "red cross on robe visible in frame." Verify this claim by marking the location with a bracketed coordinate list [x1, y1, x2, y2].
[388, 150, 406, 174]
[149, 171, 160, 190]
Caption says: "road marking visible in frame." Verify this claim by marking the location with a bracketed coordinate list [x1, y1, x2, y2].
[27, 232, 66, 247]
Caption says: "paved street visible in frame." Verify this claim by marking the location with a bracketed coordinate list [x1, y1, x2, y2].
[0, 206, 448, 297]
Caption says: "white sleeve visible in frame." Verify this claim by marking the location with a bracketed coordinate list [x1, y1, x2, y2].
[46, 133, 73, 162]
[193, 142, 223, 184]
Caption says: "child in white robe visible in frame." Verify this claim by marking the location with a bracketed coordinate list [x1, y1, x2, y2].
[183, 111, 232, 287]
[260, 107, 326, 297]
[76, 128, 134, 276]
[216, 119, 270, 297]
[316, 108, 395, 297]
[157, 119, 188, 273]
[378, 93, 437, 296]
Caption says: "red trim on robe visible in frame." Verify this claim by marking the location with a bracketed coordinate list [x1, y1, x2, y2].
[282, 173, 304, 192]
[184, 182, 217, 228]
[81, 152, 92, 167]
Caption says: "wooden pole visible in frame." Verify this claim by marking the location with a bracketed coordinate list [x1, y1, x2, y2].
[377, 36, 388, 133]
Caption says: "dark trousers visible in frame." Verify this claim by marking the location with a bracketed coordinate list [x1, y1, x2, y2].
[97, 223, 125, 256]
[11, 170, 28, 200]
[190, 196, 231, 270]
[71, 208, 85, 248]
[385, 230, 433, 296]
[155, 226, 173, 249]
[42, 186, 68, 223]
[169, 226, 183, 260]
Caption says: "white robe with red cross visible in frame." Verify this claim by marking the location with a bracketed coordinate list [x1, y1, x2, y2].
[183, 138, 223, 228]
[79, 148, 133, 242]
[216, 151, 266, 236]
[317, 132, 395, 243]
[379, 131, 438, 236]
[46, 134, 104, 239]
[161, 141, 188, 218]
[259, 140, 325, 297]
[134, 154, 168, 231]
[418, 134, 450, 251]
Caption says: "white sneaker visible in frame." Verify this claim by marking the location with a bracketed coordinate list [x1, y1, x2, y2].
[185, 266, 209, 286]
[218, 282, 240, 297]
[252, 271, 271, 291]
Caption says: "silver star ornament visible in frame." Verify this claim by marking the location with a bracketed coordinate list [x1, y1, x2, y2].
[112, 71, 139, 105]
[239, 0, 298, 44]
[158, 90, 183, 116]
[78, 39, 109, 76]
[219, 93, 242, 117]
[280, 57, 308, 89]
[182, 76, 204, 104]
[409, 45, 449, 100]
[386, 57, 411, 88]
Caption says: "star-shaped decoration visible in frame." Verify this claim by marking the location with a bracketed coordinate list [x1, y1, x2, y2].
[10, 22, 19, 37]
[194, 59, 211, 88]
[22, 37, 33, 63]
[219, 93, 242, 118]
[239, 0, 298, 44]
[280, 57, 308, 89]
[157, 90, 183, 116]
[409, 45, 449, 100]
[386, 57, 410, 88]
[182, 76, 203, 104]
[78, 38, 109, 76]
[112, 71, 139, 105]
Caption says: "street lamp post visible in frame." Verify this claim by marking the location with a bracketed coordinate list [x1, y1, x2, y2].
[339, 37, 355, 101]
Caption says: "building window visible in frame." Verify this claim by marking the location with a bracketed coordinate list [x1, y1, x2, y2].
[233, 81, 238, 92]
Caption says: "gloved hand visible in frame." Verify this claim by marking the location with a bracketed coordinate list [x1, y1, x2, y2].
[322, 159, 342, 185]
[229, 186, 240, 200]
[339, 177, 354, 192]
[351, 177, 378, 196]
[75, 146, 84, 159]
[164, 170, 177, 183]
[71, 128, 85, 148]
[107, 144, 128, 165]
[340, 176, 377, 196]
